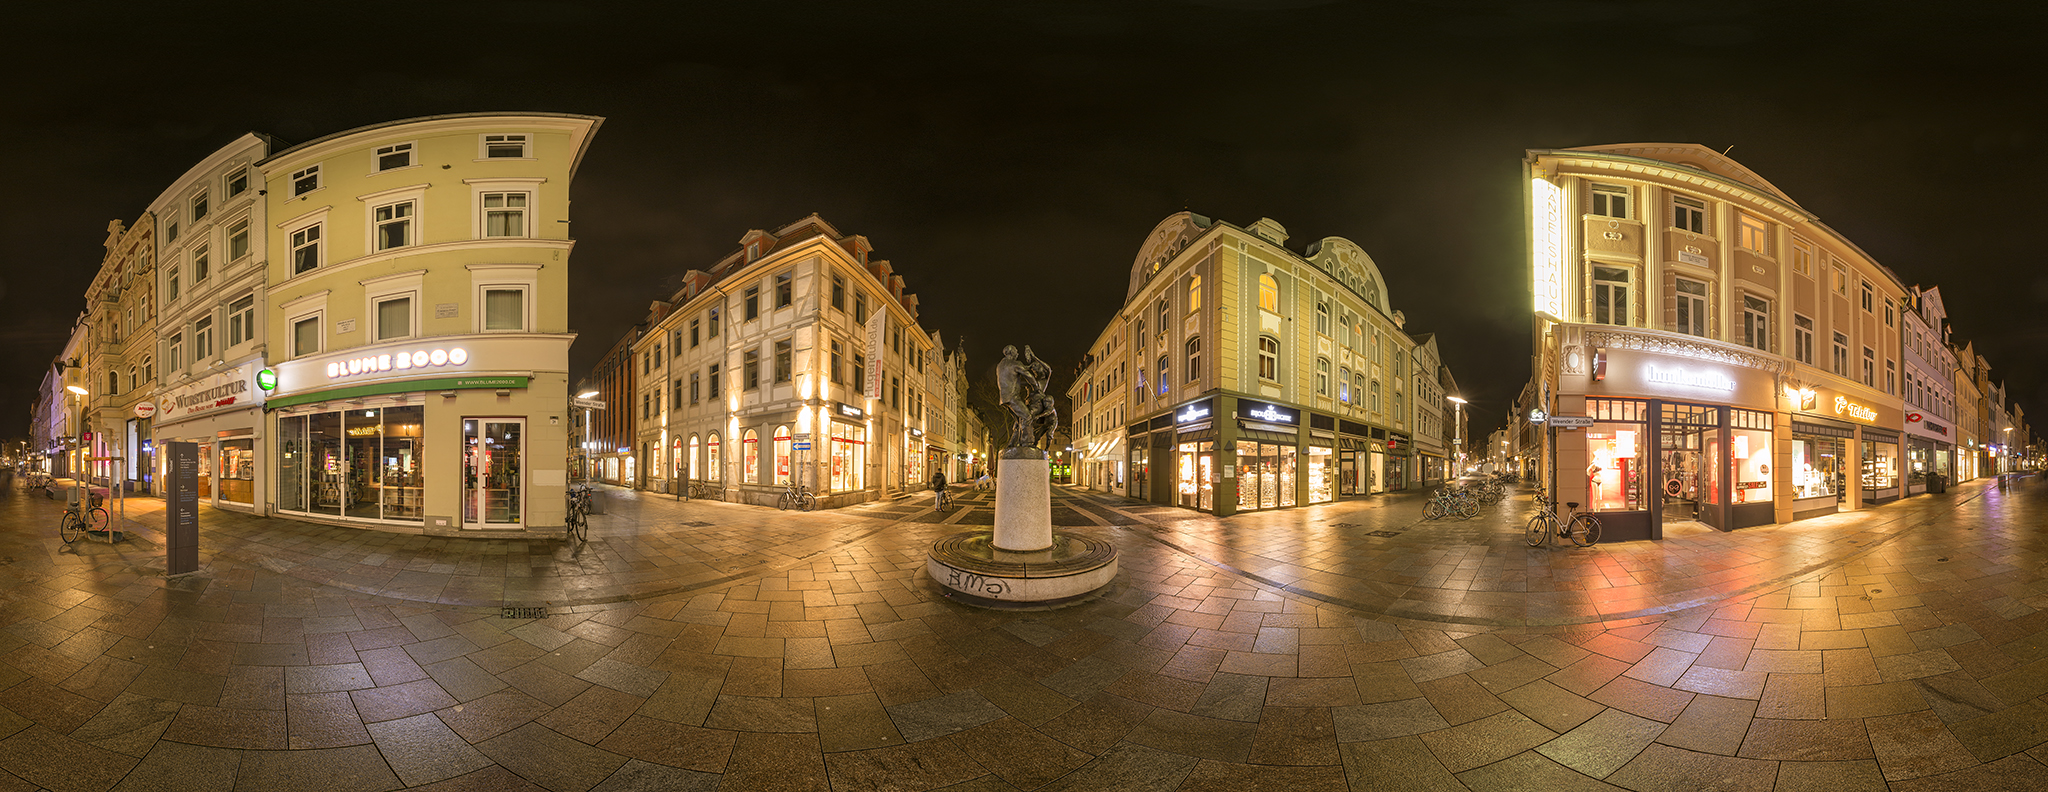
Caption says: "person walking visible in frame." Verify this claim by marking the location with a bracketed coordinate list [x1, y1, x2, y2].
[931, 470, 950, 509]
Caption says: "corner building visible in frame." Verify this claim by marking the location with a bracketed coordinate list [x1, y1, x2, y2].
[1070, 213, 1440, 516]
[259, 113, 601, 532]
[1527, 143, 1908, 541]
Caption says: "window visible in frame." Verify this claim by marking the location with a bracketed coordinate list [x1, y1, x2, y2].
[892, 375, 902, 408]
[484, 288, 524, 331]
[376, 296, 412, 341]
[689, 319, 700, 348]
[1370, 379, 1381, 412]
[1833, 265, 1847, 296]
[641, 393, 650, 420]
[1156, 297, 1169, 332]
[831, 340, 844, 383]
[168, 334, 181, 371]
[1794, 315, 1814, 365]
[1590, 183, 1629, 218]
[854, 292, 867, 323]
[292, 315, 320, 358]
[1187, 274, 1201, 314]
[226, 168, 249, 198]
[673, 377, 682, 411]
[1861, 280, 1874, 312]
[227, 218, 250, 261]
[482, 192, 527, 237]
[191, 190, 209, 223]
[1791, 240, 1813, 276]
[192, 246, 210, 284]
[1257, 336, 1279, 381]
[1862, 346, 1875, 387]
[143, 356, 152, 383]
[831, 275, 845, 311]
[1741, 296, 1769, 351]
[743, 286, 759, 321]
[366, 200, 413, 251]
[689, 372, 701, 404]
[1737, 213, 1768, 253]
[1185, 336, 1200, 382]
[744, 349, 761, 390]
[708, 364, 721, 398]
[1674, 277, 1707, 337]
[708, 308, 720, 338]
[1258, 274, 1279, 313]
[291, 224, 322, 274]
[775, 272, 792, 309]
[1593, 266, 1630, 326]
[742, 429, 759, 484]
[376, 142, 414, 171]
[1884, 298, 1896, 327]
[774, 426, 792, 486]
[193, 316, 213, 361]
[166, 219, 179, 244]
[483, 133, 529, 158]
[167, 268, 179, 303]
[1316, 299, 1330, 334]
[1156, 355, 1167, 396]
[1354, 373, 1364, 405]
[774, 340, 792, 383]
[1672, 195, 1706, 234]
[1339, 366, 1352, 402]
[853, 354, 865, 395]
[1886, 360, 1896, 395]
[291, 164, 321, 196]
[1315, 357, 1330, 395]
[228, 296, 255, 347]
[1833, 332, 1849, 376]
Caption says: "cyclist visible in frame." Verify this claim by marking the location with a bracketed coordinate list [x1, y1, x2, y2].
[931, 470, 949, 509]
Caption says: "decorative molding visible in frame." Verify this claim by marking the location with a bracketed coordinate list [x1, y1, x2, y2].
[1580, 327, 1783, 374]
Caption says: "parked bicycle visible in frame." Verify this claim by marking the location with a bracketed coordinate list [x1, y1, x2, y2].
[934, 486, 953, 511]
[1526, 491, 1601, 548]
[565, 483, 595, 544]
[778, 483, 817, 512]
[58, 490, 109, 545]
[689, 480, 722, 501]
[1422, 486, 1481, 520]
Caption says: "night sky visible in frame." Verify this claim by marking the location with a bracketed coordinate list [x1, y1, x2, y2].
[7, 2, 2047, 446]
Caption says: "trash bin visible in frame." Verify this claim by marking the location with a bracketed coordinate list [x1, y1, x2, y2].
[581, 486, 608, 515]
[1926, 473, 1946, 494]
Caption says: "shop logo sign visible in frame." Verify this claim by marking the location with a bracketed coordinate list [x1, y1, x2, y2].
[1245, 404, 1297, 424]
[328, 347, 468, 379]
[1835, 396, 1878, 422]
[1176, 404, 1210, 423]
[1645, 364, 1734, 391]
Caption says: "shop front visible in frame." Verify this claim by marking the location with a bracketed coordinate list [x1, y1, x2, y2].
[265, 335, 570, 532]
[1785, 385, 1901, 510]
[153, 361, 268, 513]
[1903, 411, 1951, 496]
[1173, 398, 1218, 511]
[1557, 327, 1782, 541]
[1234, 399, 1301, 512]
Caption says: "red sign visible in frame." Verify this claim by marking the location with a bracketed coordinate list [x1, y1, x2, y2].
[81, 431, 93, 443]
[1906, 412, 1924, 423]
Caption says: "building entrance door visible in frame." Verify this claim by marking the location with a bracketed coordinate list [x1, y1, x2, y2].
[1658, 404, 1723, 529]
[464, 419, 524, 529]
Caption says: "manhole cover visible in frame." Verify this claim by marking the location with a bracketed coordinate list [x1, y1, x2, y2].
[502, 606, 548, 619]
[1367, 531, 1402, 538]
[1937, 557, 1949, 562]
[1330, 523, 1359, 528]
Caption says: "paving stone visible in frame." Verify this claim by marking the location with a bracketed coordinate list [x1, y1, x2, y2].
[589, 759, 722, 792]
[1866, 710, 1984, 781]
[1177, 760, 1348, 792]
[1773, 759, 1888, 792]
[1418, 709, 1556, 773]
[1455, 749, 1626, 792]
[944, 717, 1091, 790]
[367, 713, 494, 787]
[1737, 717, 1873, 760]
[1340, 735, 1466, 792]
[1655, 694, 1756, 756]
[595, 715, 737, 772]
[1606, 743, 1778, 792]
[109, 740, 242, 792]
[476, 722, 628, 792]
[1040, 742, 1197, 792]
[1537, 707, 1666, 779]
[234, 743, 399, 792]
[1589, 675, 1694, 723]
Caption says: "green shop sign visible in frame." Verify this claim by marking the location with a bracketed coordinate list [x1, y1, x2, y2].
[266, 376, 530, 410]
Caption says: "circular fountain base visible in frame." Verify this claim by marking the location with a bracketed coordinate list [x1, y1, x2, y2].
[927, 531, 1119, 609]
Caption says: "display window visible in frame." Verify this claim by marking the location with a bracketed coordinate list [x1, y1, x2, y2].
[462, 418, 522, 526]
[1730, 409, 1773, 506]
[1861, 438, 1899, 492]
[706, 433, 722, 482]
[277, 405, 425, 522]
[773, 425, 791, 486]
[1383, 454, 1405, 492]
[1235, 441, 1296, 510]
[219, 437, 256, 505]
[1176, 440, 1214, 510]
[198, 442, 215, 499]
[1585, 425, 1644, 512]
[1128, 444, 1149, 501]
[830, 421, 865, 492]
[742, 429, 760, 484]
[1307, 443, 1334, 503]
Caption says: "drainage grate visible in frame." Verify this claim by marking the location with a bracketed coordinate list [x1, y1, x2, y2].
[683, 521, 715, 528]
[502, 606, 548, 619]
[1367, 531, 1403, 538]
[1330, 523, 1359, 528]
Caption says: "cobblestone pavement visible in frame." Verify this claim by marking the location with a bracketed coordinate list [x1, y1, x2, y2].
[0, 471, 2044, 791]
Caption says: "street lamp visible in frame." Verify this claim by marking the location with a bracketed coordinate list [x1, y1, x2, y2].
[1447, 396, 1468, 474]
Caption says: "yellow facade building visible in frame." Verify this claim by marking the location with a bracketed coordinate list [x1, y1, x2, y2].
[258, 113, 601, 532]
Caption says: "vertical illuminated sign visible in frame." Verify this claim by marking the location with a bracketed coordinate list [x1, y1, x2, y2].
[1532, 176, 1565, 318]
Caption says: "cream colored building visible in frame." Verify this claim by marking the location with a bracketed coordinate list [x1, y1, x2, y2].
[80, 216, 157, 494]
[259, 113, 601, 532]
[1069, 212, 1440, 516]
[1527, 143, 1909, 540]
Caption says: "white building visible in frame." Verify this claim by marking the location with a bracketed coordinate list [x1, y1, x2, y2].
[1900, 285, 1957, 493]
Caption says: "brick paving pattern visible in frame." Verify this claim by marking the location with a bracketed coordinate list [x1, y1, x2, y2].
[1, 470, 2044, 790]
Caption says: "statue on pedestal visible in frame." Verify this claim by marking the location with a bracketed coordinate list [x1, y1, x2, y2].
[996, 345, 1058, 459]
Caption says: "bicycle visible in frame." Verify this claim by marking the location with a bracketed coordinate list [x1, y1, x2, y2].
[934, 486, 952, 511]
[1526, 492, 1600, 548]
[59, 493, 109, 545]
[565, 484, 594, 544]
[689, 480, 722, 501]
[778, 483, 817, 512]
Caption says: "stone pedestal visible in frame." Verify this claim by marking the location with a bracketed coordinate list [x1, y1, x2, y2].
[928, 454, 1118, 609]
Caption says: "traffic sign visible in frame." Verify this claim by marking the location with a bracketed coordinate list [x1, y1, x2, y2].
[793, 442, 812, 451]
[1549, 416, 1595, 429]
[571, 397, 607, 410]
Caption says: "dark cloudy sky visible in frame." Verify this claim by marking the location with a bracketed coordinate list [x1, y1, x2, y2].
[6, 1, 2047, 447]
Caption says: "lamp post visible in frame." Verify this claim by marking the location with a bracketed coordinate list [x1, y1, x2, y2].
[1447, 396, 1468, 476]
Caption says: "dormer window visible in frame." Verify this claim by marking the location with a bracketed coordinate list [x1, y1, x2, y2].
[291, 164, 321, 196]
[376, 142, 414, 171]
[483, 134, 528, 158]
[225, 168, 249, 198]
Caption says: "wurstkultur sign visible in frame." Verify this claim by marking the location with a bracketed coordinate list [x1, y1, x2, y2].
[155, 362, 265, 425]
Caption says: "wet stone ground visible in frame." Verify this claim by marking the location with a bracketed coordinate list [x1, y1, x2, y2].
[0, 471, 2044, 791]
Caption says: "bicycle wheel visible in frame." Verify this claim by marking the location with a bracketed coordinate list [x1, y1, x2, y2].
[798, 493, 817, 512]
[1526, 514, 1551, 547]
[60, 513, 84, 544]
[1423, 501, 1444, 521]
[1457, 498, 1480, 519]
[87, 508, 110, 534]
[1568, 514, 1601, 547]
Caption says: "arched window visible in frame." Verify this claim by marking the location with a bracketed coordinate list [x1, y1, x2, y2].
[743, 429, 760, 484]
[1187, 275, 1202, 314]
[1258, 274, 1279, 313]
[686, 435, 699, 481]
[1156, 297, 1169, 331]
[1184, 336, 1201, 382]
[1370, 380, 1381, 412]
[1353, 373, 1365, 405]
[107, 371, 118, 395]
[773, 425, 792, 486]
[673, 436, 686, 481]
[1156, 354, 1168, 396]
[1258, 336, 1280, 381]
[706, 433, 722, 482]
[1315, 357, 1330, 396]
[1339, 367, 1352, 402]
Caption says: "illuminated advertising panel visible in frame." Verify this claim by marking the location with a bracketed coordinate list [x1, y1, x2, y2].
[1532, 177, 1565, 318]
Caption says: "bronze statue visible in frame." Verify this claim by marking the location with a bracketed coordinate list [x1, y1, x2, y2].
[997, 345, 1058, 458]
